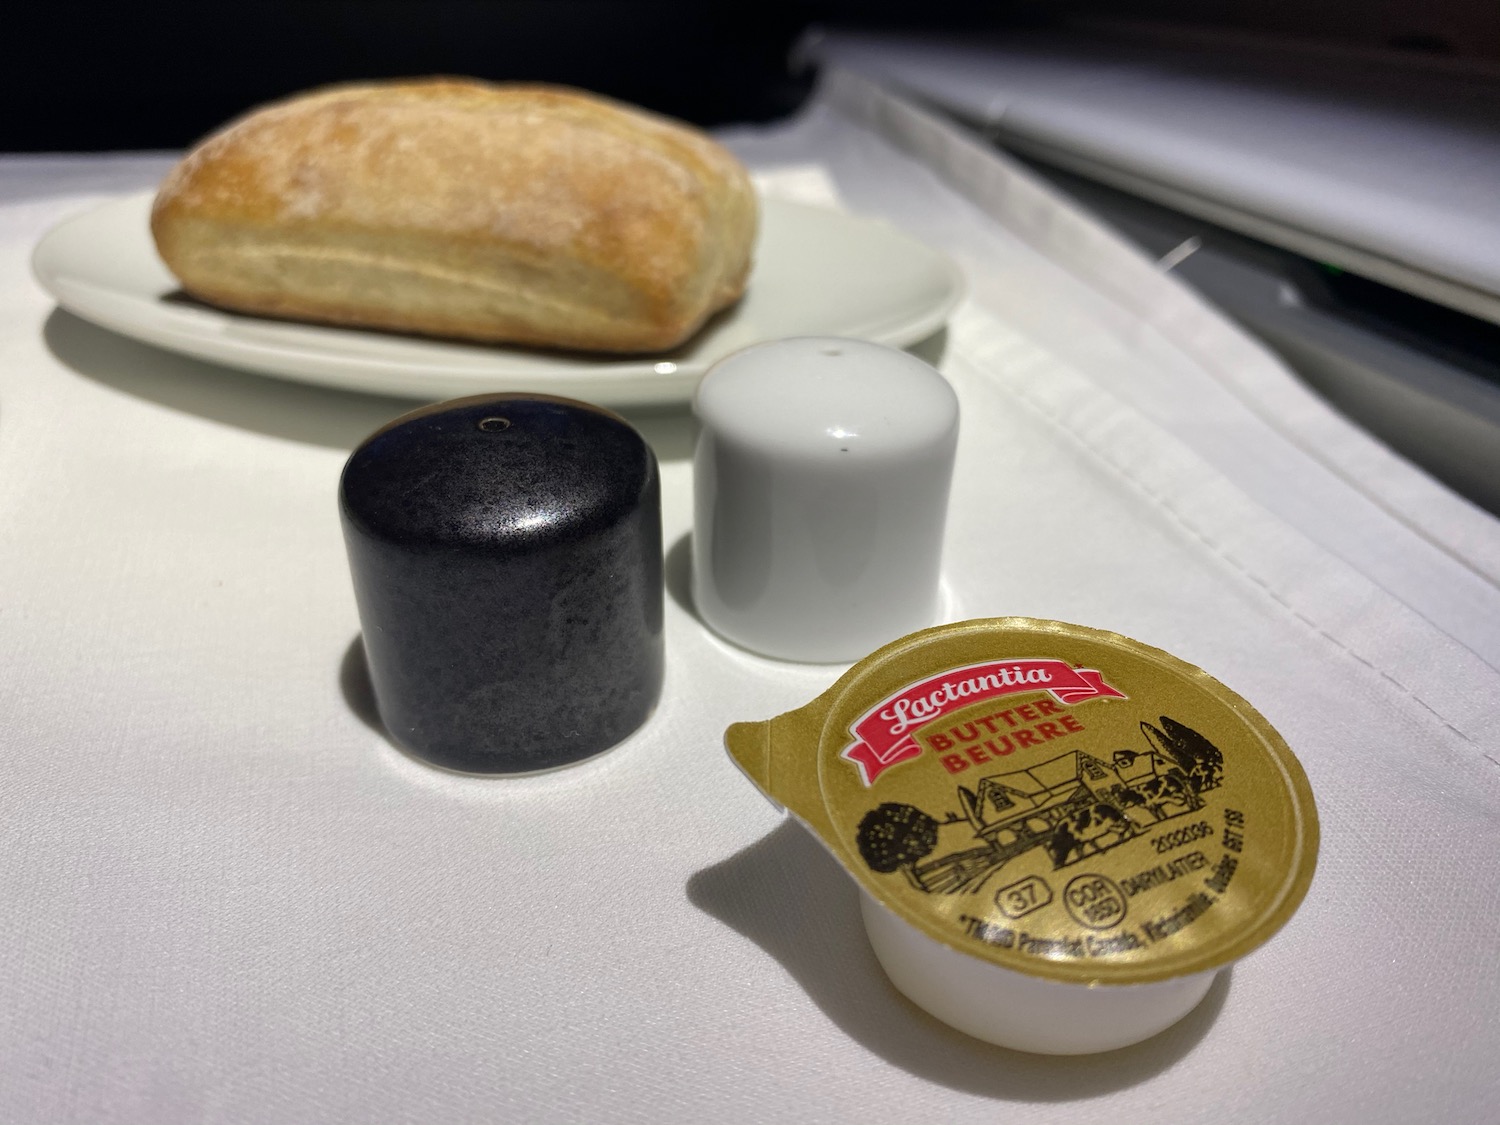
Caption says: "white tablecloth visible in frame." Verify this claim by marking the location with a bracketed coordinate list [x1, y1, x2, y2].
[3, 70, 1498, 1124]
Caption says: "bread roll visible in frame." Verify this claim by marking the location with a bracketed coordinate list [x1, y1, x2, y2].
[150, 79, 758, 353]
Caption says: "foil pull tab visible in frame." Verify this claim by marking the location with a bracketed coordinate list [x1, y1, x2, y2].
[725, 720, 772, 794]
[725, 719, 792, 815]
[724, 697, 837, 826]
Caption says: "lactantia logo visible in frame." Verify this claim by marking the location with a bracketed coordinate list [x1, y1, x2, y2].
[840, 658, 1127, 786]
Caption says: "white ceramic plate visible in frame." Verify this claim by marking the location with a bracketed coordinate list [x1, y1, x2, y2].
[32, 192, 964, 406]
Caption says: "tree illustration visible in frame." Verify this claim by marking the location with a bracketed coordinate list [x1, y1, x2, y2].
[855, 802, 939, 874]
[1147, 716, 1224, 794]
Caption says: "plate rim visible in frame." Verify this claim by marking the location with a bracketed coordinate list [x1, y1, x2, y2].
[33, 189, 965, 405]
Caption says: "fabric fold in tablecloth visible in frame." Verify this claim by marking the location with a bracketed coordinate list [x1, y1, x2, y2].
[730, 69, 1500, 672]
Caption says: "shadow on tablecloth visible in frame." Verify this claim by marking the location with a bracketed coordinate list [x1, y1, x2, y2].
[340, 636, 385, 736]
[44, 308, 424, 449]
[44, 308, 704, 461]
[687, 818, 1227, 1100]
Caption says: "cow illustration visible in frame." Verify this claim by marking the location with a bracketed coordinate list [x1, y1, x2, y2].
[1045, 802, 1131, 868]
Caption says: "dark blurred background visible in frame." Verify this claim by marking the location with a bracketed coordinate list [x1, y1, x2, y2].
[7, 0, 1500, 150]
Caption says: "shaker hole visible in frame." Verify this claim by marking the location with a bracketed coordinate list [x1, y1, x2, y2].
[478, 416, 512, 432]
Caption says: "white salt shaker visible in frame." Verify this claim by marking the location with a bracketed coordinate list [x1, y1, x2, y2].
[692, 336, 960, 662]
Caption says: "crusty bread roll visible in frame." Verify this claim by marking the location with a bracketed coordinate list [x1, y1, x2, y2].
[150, 79, 758, 353]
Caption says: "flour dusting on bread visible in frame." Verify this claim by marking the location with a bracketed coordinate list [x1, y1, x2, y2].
[151, 79, 758, 352]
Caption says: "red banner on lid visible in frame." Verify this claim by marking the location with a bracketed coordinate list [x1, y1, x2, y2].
[840, 659, 1126, 786]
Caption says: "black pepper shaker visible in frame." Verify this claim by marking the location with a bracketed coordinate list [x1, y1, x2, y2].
[339, 394, 664, 773]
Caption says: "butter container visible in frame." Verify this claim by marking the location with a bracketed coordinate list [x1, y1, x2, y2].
[725, 618, 1318, 1054]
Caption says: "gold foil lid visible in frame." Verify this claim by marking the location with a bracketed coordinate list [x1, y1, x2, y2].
[726, 618, 1319, 986]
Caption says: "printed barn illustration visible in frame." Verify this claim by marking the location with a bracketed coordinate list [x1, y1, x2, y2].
[855, 716, 1224, 895]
